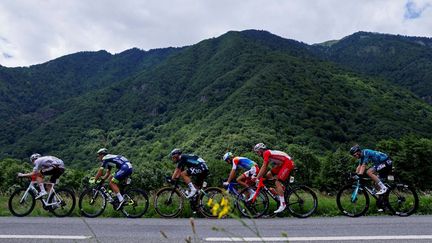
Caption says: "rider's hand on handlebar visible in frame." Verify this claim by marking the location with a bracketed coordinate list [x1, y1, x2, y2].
[222, 182, 229, 187]
[17, 172, 24, 178]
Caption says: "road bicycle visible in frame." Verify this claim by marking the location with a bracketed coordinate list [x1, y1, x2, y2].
[154, 176, 224, 218]
[336, 172, 419, 217]
[78, 178, 149, 218]
[243, 173, 318, 218]
[8, 178, 76, 217]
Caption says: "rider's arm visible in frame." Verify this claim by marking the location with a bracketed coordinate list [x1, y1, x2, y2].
[101, 168, 111, 180]
[18, 171, 37, 177]
[94, 167, 104, 181]
[256, 151, 270, 179]
[357, 164, 366, 175]
[172, 168, 181, 180]
[226, 169, 236, 183]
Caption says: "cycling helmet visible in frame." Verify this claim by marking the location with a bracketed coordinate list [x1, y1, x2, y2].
[170, 148, 182, 156]
[223, 152, 233, 161]
[97, 148, 108, 155]
[253, 143, 267, 152]
[349, 145, 361, 155]
[30, 153, 41, 162]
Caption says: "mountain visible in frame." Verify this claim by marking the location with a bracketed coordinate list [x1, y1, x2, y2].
[0, 30, 431, 172]
[312, 31, 432, 103]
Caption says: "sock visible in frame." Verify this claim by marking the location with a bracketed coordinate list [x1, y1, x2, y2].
[378, 181, 386, 189]
[248, 189, 255, 195]
[116, 193, 124, 202]
[278, 196, 285, 205]
[188, 182, 196, 191]
[38, 183, 46, 193]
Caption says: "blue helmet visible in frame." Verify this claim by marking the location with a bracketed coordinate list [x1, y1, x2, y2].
[223, 152, 233, 161]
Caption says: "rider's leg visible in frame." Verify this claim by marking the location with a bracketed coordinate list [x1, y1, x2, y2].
[367, 167, 387, 194]
[181, 170, 197, 197]
[35, 172, 47, 194]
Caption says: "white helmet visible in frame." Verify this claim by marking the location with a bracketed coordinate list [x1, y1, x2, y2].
[223, 152, 233, 161]
[253, 143, 267, 152]
[97, 148, 108, 155]
[30, 153, 41, 162]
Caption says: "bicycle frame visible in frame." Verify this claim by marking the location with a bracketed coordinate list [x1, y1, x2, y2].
[20, 181, 61, 207]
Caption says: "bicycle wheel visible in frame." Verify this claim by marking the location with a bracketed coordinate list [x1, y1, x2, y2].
[78, 188, 107, 218]
[237, 186, 269, 218]
[8, 188, 36, 217]
[121, 189, 149, 218]
[154, 187, 184, 218]
[336, 184, 370, 217]
[387, 184, 418, 217]
[48, 188, 76, 217]
[286, 185, 318, 218]
[199, 187, 229, 218]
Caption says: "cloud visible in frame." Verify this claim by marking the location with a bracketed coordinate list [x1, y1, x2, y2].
[0, 0, 431, 67]
[404, 0, 431, 19]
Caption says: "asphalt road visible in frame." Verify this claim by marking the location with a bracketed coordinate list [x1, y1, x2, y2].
[0, 216, 431, 242]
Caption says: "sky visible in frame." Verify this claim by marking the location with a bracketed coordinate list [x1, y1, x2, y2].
[0, 0, 431, 67]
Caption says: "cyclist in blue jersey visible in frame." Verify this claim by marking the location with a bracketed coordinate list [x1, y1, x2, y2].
[94, 148, 133, 210]
[170, 148, 209, 198]
[350, 145, 393, 195]
[222, 152, 259, 188]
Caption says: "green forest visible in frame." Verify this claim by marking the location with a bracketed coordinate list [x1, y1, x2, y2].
[0, 30, 431, 193]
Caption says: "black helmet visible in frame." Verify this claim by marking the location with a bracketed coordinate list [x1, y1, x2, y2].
[170, 148, 182, 156]
[349, 145, 361, 155]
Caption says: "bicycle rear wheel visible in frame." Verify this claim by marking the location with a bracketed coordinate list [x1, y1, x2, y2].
[154, 187, 184, 218]
[199, 187, 229, 218]
[49, 188, 76, 217]
[8, 188, 36, 217]
[336, 184, 370, 217]
[237, 186, 269, 218]
[121, 189, 149, 218]
[286, 185, 318, 218]
[78, 188, 107, 218]
[387, 184, 418, 217]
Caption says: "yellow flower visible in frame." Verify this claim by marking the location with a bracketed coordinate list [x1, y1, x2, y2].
[207, 198, 213, 207]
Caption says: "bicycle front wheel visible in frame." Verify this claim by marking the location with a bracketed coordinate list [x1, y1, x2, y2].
[154, 187, 184, 218]
[237, 186, 269, 218]
[8, 188, 36, 217]
[336, 184, 369, 217]
[78, 188, 107, 218]
[286, 185, 318, 218]
[121, 189, 149, 218]
[49, 188, 76, 217]
[199, 187, 230, 218]
[387, 184, 418, 217]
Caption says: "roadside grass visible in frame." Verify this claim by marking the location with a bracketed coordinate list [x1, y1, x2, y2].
[1, 191, 431, 218]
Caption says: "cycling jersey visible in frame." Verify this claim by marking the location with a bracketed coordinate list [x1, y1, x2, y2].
[33, 156, 65, 172]
[33, 156, 65, 183]
[101, 154, 133, 182]
[263, 150, 293, 166]
[262, 150, 295, 182]
[176, 154, 209, 171]
[359, 149, 389, 167]
[231, 157, 257, 171]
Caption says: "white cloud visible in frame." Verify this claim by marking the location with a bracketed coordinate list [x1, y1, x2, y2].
[0, 0, 431, 67]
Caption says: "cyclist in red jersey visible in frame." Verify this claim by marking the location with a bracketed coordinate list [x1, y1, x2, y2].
[253, 143, 295, 213]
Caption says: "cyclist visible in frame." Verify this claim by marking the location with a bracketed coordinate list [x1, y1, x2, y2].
[350, 145, 392, 195]
[222, 152, 259, 197]
[94, 148, 133, 210]
[253, 143, 295, 214]
[18, 153, 65, 199]
[170, 148, 209, 198]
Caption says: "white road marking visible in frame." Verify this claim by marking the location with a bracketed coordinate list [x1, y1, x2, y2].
[0, 235, 91, 240]
[205, 235, 432, 241]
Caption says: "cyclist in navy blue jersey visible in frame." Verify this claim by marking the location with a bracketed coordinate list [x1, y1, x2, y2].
[170, 148, 209, 198]
[350, 145, 393, 195]
[94, 148, 133, 210]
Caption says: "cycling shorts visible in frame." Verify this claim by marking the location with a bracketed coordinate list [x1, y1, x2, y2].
[242, 165, 260, 178]
[113, 162, 133, 183]
[41, 166, 65, 184]
[186, 163, 209, 188]
[270, 160, 294, 182]
[373, 159, 393, 179]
